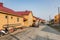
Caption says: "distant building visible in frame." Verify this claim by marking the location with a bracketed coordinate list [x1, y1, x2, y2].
[54, 14, 60, 24]
[33, 16, 45, 24]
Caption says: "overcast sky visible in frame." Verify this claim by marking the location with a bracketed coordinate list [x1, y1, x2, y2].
[0, 0, 60, 20]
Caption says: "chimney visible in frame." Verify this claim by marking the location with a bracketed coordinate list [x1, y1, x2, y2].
[0, 2, 3, 7]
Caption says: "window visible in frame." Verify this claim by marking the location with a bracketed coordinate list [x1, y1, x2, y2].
[17, 18, 19, 22]
[5, 16, 8, 19]
[55, 16, 56, 18]
[33, 20, 36, 22]
[11, 16, 13, 19]
[55, 20, 57, 22]
[23, 19, 27, 22]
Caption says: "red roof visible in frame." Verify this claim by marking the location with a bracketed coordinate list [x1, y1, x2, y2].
[33, 16, 45, 21]
[33, 16, 40, 20]
[15, 11, 31, 16]
[39, 18, 45, 21]
[0, 3, 31, 16]
[0, 6, 15, 14]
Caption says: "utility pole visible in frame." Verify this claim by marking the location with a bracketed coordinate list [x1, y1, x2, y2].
[58, 7, 60, 25]
[49, 15, 51, 24]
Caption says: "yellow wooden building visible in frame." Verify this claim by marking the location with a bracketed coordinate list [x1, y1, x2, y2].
[0, 3, 33, 30]
[16, 11, 33, 27]
[23, 11, 33, 27]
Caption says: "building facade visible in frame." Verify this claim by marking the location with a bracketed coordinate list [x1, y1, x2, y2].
[54, 14, 60, 24]
[0, 3, 33, 30]
[16, 11, 33, 27]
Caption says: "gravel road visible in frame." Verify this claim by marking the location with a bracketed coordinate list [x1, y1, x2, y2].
[0, 24, 60, 40]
